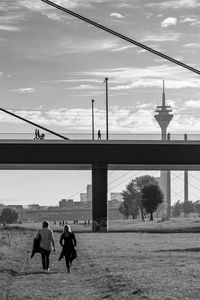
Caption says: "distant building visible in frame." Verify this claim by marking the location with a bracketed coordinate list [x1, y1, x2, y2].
[28, 204, 40, 210]
[59, 199, 74, 209]
[110, 193, 122, 202]
[80, 193, 87, 202]
[59, 199, 67, 208]
[87, 184, 92, 202]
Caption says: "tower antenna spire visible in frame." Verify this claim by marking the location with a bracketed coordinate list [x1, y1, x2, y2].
[162, 80, 165, 107]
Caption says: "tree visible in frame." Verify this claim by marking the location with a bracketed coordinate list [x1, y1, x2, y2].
[194, 201, 200, 217]
[172, 200, 183, 217]
[119, 201, 136, 219]
[120, 175, 158, 220]
[0, 208, 18, 224]
[133, 175, 158, 221]
[183, 201, 194, 217]
[142, 184, 164, 221]
[120, 183, 139, 219]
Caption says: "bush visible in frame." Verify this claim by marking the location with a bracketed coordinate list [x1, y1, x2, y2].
[1, 208, 18, 224]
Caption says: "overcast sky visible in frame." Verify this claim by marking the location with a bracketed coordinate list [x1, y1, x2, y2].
[0, 0, 200, 206]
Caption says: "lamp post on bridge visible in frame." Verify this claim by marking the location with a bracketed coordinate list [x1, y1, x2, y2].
[91, 99, 95, 140]
[104, 77, 109, 140]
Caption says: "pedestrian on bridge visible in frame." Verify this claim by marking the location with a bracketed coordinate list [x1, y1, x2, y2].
[98, 129, 101, 140]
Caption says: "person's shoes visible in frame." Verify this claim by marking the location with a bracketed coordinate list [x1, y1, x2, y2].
[46, 268, 50, 272]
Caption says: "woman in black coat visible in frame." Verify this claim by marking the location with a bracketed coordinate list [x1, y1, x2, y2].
[59, 224, 77, 273]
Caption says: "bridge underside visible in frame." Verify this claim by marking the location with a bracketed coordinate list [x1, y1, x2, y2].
[1, 139, 200, 231]
[0, 164, 199, 170]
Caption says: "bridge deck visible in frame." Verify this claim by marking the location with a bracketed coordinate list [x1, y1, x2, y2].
[0, 139, 199, 170]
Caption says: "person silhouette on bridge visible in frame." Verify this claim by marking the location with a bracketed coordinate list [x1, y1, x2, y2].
[34, 129, 39, 140]
[98, 130, 101, 140]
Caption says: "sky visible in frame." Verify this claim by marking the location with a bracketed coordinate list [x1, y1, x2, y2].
[0, 0, 200, 206]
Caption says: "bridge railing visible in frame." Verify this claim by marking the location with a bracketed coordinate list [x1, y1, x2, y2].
[0, 133, 200, 140]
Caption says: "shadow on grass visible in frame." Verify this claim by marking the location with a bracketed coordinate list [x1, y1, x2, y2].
[0, 268, 59, 276]
[156, 247, 200, 252]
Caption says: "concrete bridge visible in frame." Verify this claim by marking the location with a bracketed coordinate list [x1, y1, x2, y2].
[0, 139, 200, 231]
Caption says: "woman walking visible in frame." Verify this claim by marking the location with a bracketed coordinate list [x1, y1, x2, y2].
[59, 225, 77, 273]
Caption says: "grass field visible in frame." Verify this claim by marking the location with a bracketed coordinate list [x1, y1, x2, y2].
[9, 217, 200, 233]
[1, 222, 200, 300]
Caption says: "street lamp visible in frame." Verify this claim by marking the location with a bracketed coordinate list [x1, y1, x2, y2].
[91, 99, 95, 140]
[104, 77, 109, 140]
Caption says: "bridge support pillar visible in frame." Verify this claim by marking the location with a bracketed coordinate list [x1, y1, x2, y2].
[92, 164, 107, 232]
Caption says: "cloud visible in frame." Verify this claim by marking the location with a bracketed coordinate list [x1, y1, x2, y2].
[184, 99, 200, 108]
[180, 15, 200, 26]
[109, 12, 125, 19]
[110, 45, 135, 52]
[142, 32, 181, 42]
[161, 17, 177, 28]
[19, 0, 126, 11]
[0, 25, 21, 31]
[111, 79, 199, 90]
[68, 84, 95, 90]
[2, 104, 200, 134]
[43, 78, 102, 84]
[58, 38, 118, 54]
[180, 16, 197, 23]
[147, 0, 200, 9]
[78, 65, 200, 90]
[183, 43, 200, 48]
[0, 106, 157, 133]
[10, 88, 37, 94]
[28, 37, 118, 59]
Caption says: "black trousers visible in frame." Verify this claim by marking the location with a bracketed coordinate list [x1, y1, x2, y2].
[40, 248, 50, 270]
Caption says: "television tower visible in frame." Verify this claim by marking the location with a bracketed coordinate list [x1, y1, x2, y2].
[154, 80, 173, 140]
[154, 81, 173, 219]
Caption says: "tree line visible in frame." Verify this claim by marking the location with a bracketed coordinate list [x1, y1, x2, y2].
[172, 200, 200, 218]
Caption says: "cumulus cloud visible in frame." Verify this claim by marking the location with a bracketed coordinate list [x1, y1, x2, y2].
[109, 12, 125, 19]
[180, 16, 197, 23]
[161, 17, 177, 28]
[180, 16, 200, 25]
[1, 104, 200, 134]
[184, 99, 200, 108]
